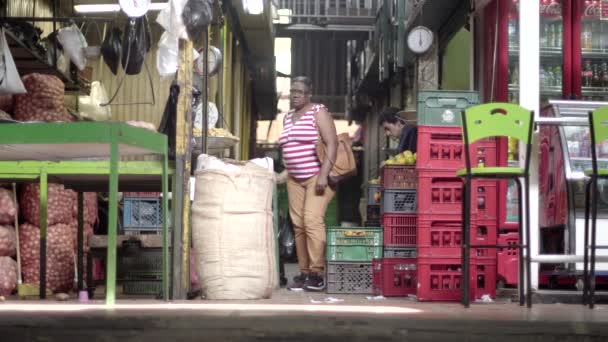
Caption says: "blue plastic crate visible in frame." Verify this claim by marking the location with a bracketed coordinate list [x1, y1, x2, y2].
[123, 197, 162, 231]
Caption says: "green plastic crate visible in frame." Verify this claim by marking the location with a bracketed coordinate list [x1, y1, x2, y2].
[417, 90, 479, 127]
[326, 227, 383, 262]
[122, 280, 162, 295]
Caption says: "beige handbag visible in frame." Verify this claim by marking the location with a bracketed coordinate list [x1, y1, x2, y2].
[316, 132, 357, 184]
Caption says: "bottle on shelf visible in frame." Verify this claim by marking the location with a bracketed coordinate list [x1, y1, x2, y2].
[593, 63, 602, 87]
[554, 66, 562, 87]
[556, 23, 563, 49]
[593, 21, 601, 51]
[508, 18, 518, 48]
[541, 24, 549, 48]
[583, 22, 593, 50]
[548, 24, 555, 48]
[583, 60, 593, 87]
[511, 63, 519, 85]
[602, 62, 608, 87]
[545, 66, 555, 87]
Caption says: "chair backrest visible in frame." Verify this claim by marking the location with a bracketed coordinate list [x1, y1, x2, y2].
[588, 106, 608, 174]
[461, 102, 535, 174]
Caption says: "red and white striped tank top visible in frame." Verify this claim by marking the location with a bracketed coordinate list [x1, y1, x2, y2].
[279, 104, 325, 180]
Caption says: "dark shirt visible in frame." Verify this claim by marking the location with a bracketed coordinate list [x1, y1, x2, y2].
[398, 125, 417, 154]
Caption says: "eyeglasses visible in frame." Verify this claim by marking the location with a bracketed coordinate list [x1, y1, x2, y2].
[289, 89, 308, 95]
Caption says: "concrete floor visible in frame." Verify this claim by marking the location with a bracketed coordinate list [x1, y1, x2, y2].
[1, 263, 608, 341]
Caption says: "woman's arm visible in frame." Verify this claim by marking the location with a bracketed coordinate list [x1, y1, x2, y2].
[316, 107, 338, 193]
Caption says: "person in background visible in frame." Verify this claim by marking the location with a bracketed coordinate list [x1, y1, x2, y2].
[276, 76, 338, 292]
[379, 107, 417, 153]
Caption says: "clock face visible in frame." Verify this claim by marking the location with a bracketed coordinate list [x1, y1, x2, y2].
[119, 0, 150, 17]
[407, 26, 434, 54]
[195, 46, 223, 77]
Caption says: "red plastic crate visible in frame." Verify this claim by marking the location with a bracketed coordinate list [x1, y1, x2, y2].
[416, 126, 498, 170]
[497, 232, 519, 286]
[381, 165, 416, 189]
[373, 258, 417, 297]
[417, 214, 497, 259]
[382, 214, 417, 247]
[417, 170, 498, 220]
[416, 257, 497, 302]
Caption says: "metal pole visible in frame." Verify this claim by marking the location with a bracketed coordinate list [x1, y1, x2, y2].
[519, 0, 541, 292]
[202, 27, 209, 155]
[173, 39, 194, 300]
[77, 192, 84, 292]
[39, 172, 48, 299]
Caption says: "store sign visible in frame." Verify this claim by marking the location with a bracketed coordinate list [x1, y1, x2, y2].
[539, 0, 562, 18]
[582, 0, 608, 19]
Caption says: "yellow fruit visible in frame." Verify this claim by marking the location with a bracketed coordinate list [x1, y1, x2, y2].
[385, 159, 396, 165]
[404, 155, 415, 165]
[395, 155, 407, 165]
[413, 153, 417, 161]
[373, 192, 381, 202]
[403, 150, 413, 159]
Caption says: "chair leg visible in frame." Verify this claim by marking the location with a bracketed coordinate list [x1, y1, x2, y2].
[515, 178, 525, 307]
[583, 179, 592, 305]
[590, 178, 599, 309]
[524, 176, 533, 308]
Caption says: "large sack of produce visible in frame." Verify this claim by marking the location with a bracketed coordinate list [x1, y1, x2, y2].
[14, 73, 70, 122]
[0, 188, 17, 224]
[0, 95, 13, 113]
[0, 257, 18, 296]
[0, 226, 16, 257]
[191, 156, 277, 299]
[71, 192, 98, 226]
[19, 223, 74, 293]
[20, 183, 74, 227]
[68, 220, 94, 253]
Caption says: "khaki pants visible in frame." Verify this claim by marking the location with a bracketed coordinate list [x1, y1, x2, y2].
[287, 174, 335, 274]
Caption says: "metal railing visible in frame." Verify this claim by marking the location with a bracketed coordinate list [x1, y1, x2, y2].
[276, 0, 380, 24]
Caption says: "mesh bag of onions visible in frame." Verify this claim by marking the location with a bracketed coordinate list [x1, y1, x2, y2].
[0, 226, 16, 257]
[20, 183, 75, 227]
[0, 257, 17, 296]
[0, 188, 17, 225]
[14, 73, 71, 122]
[71, 192, 98, 226]
[19, 223, 74, 293]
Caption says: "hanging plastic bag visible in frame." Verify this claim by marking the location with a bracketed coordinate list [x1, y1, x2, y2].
[156, 31, 200, 78]
[78, 81, 112, 121]
[122, 15, 151, 75]
[57, 24, 88, 71]
[0, 28, 26, 95]
[156, 0, 189, 39]
[278, 215, 296, 261]
[182, 0, 214, 41]
[101, 26, 123, 75]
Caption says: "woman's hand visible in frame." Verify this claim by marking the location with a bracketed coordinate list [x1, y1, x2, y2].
[276, 170, 288, 185]
[316, 174, 329, 194]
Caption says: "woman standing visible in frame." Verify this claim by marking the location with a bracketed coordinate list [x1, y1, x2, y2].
[276, 76, 338, 291]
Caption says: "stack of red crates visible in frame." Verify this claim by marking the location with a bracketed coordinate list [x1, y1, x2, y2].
[415, 126, 499, 302]
[372, 165, 418, 297]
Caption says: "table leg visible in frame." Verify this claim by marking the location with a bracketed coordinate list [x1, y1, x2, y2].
[39, 171, 48, 299]
[77, 192, 84, 291]
[162, 152, 170, 301]
[106, 139, 119, 305]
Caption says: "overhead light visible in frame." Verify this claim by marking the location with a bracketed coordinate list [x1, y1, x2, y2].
[243, 0, 264, 15]
[74, 2, 168, 14]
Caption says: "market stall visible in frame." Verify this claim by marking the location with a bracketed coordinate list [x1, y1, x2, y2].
[0, 122, 171, 305]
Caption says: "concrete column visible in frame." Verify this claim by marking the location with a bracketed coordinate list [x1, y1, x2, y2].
[519, 0, 540, 290]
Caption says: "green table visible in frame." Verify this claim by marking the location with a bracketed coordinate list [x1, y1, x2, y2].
[0, 122, 171, 305]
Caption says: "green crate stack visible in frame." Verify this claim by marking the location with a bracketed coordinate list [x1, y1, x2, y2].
[417, 90, 479, 127]
[326, 226, 382, 294]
